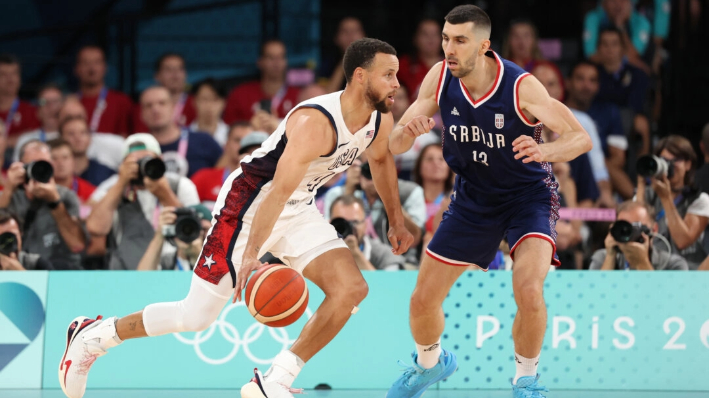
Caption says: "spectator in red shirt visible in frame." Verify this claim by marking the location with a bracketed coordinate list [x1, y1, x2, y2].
[75, 45, 133, 136]
[48, 138, 95, 208]
[223, 39, 299, 124]
[134, 53, 196, 133]
[397, 19, 444, 103]
[501, 19, 545, 72]
[191, 122, 253, 208]
[13, 84, 63, 162]
[0, 54, 40, 147]
[140, 86, 222, 178]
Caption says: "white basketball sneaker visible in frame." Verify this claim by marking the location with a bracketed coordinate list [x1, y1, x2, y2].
[58, 315, 120, 398]
[241, 369, 304, 398]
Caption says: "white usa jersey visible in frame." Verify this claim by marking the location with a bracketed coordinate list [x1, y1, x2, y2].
[240, 91, 382, 202]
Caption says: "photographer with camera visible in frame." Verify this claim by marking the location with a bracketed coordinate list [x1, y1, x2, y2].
[137, 205, 211, 271]
[86, 134, 200, 270]
[330, 194, 406, 271]
[0, 140, 86, 269]
[635, 135, 709, 269]
[0, 209, 53, 270]
[589, 201, 687, 270]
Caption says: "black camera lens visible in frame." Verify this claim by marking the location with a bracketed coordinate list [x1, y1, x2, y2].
[0, 232, 19, 256]
[137, 157, 166, 181]
[610, 220, 635, 243]
[175, 217, 201, 243]
[636, 155, 674, 179]
[330, 217, 354, 238]
[25, 160, 54, 183]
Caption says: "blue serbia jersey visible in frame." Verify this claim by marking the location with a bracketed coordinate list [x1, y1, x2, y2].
[436, 51, 558, 209]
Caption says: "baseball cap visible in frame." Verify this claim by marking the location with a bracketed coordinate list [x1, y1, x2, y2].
[123, 133, 162, 158]
[188, 204, 213, 223]
[238, 131, 269, 154]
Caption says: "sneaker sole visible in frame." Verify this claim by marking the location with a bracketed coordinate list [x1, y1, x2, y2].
[241, 382, 266, 398]
[58, 316, 101, 398]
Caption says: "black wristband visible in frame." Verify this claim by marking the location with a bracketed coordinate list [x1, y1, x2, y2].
[47, 200, 61, 210]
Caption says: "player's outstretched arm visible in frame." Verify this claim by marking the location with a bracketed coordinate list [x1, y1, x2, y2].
[235, 109, 334, 301]
[389, 62, 442, 155]
[514, 75, 593, 163]
[367, 113, 415, 255]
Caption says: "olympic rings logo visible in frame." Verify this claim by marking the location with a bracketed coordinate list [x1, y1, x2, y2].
[173, 301, 313, 365]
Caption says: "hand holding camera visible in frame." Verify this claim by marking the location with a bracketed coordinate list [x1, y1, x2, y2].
[637, 155, 673, 200]
[0, 232, 23, 271]
[330, 217, 362, 254]
[606, 221, 652, 268]
[118, 154, 166, 188]
[161, 207, 202, 243]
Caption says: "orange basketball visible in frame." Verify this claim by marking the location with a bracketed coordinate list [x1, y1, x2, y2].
[245, 264, 309, 327]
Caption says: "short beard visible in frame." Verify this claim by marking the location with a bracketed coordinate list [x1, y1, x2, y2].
[365, 82, 391, 114]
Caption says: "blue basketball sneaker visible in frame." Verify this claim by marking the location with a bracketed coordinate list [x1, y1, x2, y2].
[386, 349, 457, 398]
[512, 374, 549, 398]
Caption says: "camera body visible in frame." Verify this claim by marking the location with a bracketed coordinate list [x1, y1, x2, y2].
[24, 160, 54, 184]
[0, 232, 19, 256]
[637, 155, 674, 179]
[132, 157, 166, 185]
[330, 217, 355, 239]
[162, 207, 202, 243]
[610, 220, 652, 244]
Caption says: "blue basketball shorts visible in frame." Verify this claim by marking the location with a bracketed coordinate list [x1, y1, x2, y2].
[426, 192, 561, 270]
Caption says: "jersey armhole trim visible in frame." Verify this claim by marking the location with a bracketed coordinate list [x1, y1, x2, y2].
[298, 104, 339, 157]
[514, 73, 543, 127]
[367, 112, 382, 148]
[436, 60, 447, 105]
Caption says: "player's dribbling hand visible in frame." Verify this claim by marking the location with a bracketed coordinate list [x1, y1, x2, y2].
[387, 224, 414, 255]
[512, 136, 546, 163]
[403, 116, 435, 138]
[234, 257, 269, 303]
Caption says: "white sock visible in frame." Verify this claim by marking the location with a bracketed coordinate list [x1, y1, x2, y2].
[264, 350, 304, 388]
[82, 316, 122, 350]
[513, 352, 539, 384]
[415, 339, 441, 369]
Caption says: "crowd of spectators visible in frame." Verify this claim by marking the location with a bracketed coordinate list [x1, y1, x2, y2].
[0, 0, 707, 272]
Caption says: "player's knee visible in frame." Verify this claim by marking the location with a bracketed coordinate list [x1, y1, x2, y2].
[330, 278, 368, 305]
[410, 289, 437, 315]
[348, 278, 369, 304]
[180, 302, 219, 332]
[514, 282, 545, 312]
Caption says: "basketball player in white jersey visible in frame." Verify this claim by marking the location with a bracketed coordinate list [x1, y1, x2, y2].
[58, 38, 413, 398]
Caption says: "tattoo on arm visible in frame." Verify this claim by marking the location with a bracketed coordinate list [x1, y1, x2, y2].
[129, 321, 137, 331]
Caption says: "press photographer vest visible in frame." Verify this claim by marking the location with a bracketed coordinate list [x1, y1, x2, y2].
[645, 187, 707, 269]
[107, 174, 182, 270]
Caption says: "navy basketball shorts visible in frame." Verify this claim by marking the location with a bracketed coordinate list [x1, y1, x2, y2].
[426, 194, 561, 270]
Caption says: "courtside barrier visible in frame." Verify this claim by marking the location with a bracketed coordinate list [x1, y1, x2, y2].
[1, 271, 708, 391]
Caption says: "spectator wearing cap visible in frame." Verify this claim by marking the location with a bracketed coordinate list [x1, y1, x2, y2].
[58, 95, 124, 171]
[59, 116, 115, 187]
[48, 138, 95, 207]
[134, 53, 196, 133]
[140, 86, 222, 178]
[13, 84, 63, 163]
[137, 204, 212, 271]
[86, 133, 200, 270]
[223, 39, 299, 124]
[75, 45, 134, 136]
[190, 127, 264, 208]
[0, 140, 86, 269]
[189, 78, 229, 147]
[0, 208, 53, 270]
[0, 54, 40, 148]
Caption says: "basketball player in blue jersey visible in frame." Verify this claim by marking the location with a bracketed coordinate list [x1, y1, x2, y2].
[387, 5, 592, 398]
[57, 38, 413, 398]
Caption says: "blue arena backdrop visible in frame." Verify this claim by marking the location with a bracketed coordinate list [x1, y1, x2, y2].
[0, 272, 48, 389]
[0, 271, 705, 391]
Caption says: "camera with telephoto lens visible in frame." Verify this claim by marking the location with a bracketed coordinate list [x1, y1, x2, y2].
[0, 232, 18, 256]
[132, 157, 166, 185]
[637, 155, 674, 179]
[24, 160, 54, 183]
[610, 220, 652, 244]
[330, 217, 355, 239]
[162, 208, 202, 243]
